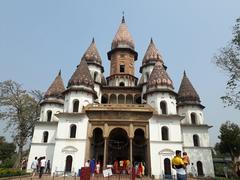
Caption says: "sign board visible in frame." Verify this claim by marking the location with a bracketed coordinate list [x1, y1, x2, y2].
[103, 168, 113, 177]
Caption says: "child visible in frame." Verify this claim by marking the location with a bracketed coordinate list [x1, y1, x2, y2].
[182, 152, 190, 166]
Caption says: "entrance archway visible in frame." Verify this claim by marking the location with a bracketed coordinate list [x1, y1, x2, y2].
[197, 161, 204, 176]
[65, 155, 73, 172]
[108, 128, 129, 164]
[91, 128, 104, 162]
[133, 129, 148, 174]
[164, 158, 171, 176]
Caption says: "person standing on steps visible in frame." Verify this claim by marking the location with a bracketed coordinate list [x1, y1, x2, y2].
[31, 157, 38, 177]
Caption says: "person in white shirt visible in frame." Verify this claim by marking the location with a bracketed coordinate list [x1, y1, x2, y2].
[39, 156, 46, 178]
[31, 157, 38, 177]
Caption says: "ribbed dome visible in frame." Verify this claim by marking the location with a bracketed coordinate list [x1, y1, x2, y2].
[67, 58, 94, 89]
[111, 16, 135, 50]
[178, 71, 200, 104]
[44, 71, 65, 98]
[142, 38, 164, 65]
[147, 61, 173, 90]
[83, 38, 102, 66]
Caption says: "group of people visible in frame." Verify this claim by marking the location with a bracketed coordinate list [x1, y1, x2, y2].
[31, 156, 51, 178]
[172, 150, 190, 180]
[84, 159, 101, 175]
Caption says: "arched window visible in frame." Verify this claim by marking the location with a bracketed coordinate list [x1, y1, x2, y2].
[119, 82, 125, 86]
[134, 94, 141, 104]
[101, 94, 108, 104]
[145, 72, 149, 82]
[162, 126, 169, 140]
[47, 110, 52, 122]
[191, 113, 197, 124]
[197, 161, 204, 176]
[65, 155, 73, 172]
[126, 94, 133, 104]
[73, 100, 79, 112]
[70, 124, 77, 138]
[118, 94, 125, 104]
[109, 94, 117, 104]
[160, 101, 167, 114]
[43, 131, 49, 143]
[193, 134, 200, 147]
[94, 72, 98, 82]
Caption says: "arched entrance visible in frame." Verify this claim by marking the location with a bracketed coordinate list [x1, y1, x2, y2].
[65, 155, 73, 172]
[108, 128, 129, 164]
[133, 129, 148, 174]
[164, 158, 171, 176]
[91, 128, 104, 162]
[197, 161, 204, 176]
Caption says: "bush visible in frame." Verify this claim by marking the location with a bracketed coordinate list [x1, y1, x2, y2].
[0, 168, 28, 178]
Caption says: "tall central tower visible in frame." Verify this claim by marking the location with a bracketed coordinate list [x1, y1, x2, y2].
[107, 16, 138, 87]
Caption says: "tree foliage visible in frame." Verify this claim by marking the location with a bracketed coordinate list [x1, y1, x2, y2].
[214, 17, 240, 109]
[0, 136, 16, 168]
[0, 80, 43, 167]
[218, 121, 240, 163]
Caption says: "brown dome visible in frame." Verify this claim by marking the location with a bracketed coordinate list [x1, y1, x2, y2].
[44, 71, 65, 98]
[178, 71, 201, 104]
[83, 38, 102, 66]
[142, 38, 164, 65]
[147, 61, 173, 90]
[111, 16, 135, 50]
[67, 58, 94, 89]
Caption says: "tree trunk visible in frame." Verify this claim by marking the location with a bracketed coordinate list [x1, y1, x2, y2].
[14, 145, 23, 168]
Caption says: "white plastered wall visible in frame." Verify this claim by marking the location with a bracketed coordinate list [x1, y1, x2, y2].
[178, 106, 204, 124]
[147, 92, 177, 115]
[64, 91, 94, 113]
[40, 103, 64, 122]
[51, 115, 89, 174]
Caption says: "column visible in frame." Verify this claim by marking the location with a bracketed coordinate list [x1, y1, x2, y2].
[130, 138, 133, 165]
[103, 137, 108, 168]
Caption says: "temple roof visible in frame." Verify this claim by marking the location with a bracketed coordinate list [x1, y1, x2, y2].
[111, 16, 135, 50]
[177, 71, 201, 105]
[147, 61, 174, 90]
[67, 58, 94, 89]
[44, 71, 65, 98]
[142, 38, 164, 66]
[83, 38, 102, 66]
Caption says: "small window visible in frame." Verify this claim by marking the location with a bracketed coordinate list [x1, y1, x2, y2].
[193, 134, 200, 147]
[162, 126, 169, 140]
[47, 110, 52, 122]
[160, 101, 167, 114]
[43, 131, 49, 143]
[94, 72, 98, 82]
[70, 124, 77, 138]
[191, 113, 197, 124]
[120, 65, 125, 73]
[73, 100, 79, 112]
[119, 82, 125, 86]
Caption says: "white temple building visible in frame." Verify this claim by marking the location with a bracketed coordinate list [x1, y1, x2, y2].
[27, 16, 215, 178]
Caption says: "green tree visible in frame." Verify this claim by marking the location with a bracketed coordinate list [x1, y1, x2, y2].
[214, 17, 240, 109]
[0, 80, 43, 167]
[0, 136, 16, 168]
[218, 121, 240, 163]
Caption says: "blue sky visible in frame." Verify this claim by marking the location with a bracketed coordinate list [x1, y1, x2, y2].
[0, 0, 239, 145]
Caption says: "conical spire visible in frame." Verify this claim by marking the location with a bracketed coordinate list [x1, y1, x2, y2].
[83, 38, 102, 66]
[67, 58, 94, 89]
[111, 16, 135, 50]
[177, 71, 201, 105]
[44, 70, 65, 98]
[147, 61, 173, 90]
[142, 38, 164, 65]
